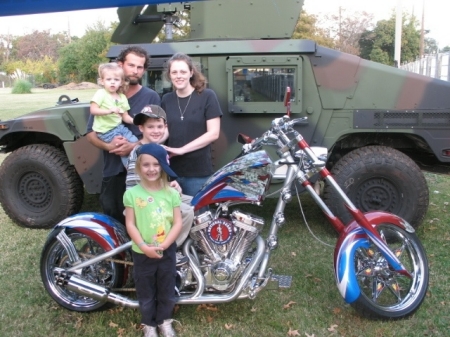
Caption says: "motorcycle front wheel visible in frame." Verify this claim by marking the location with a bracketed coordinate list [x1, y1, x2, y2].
[351, 223, 429, 319]
[40, 229, 123, 312]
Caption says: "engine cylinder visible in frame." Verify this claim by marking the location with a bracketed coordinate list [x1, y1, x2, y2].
[190, 211, 221, 262]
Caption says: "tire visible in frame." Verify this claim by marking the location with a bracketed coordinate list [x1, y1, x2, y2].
[40, 229, 123, 312]
[323, 146, 429, 229]
[351, 223, 429, 319]
[0, 144, 84, 229]
[57, 95, 71, 104]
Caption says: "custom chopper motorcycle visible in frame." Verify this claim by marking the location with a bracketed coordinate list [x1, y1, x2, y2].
[40, 89, 429, 320]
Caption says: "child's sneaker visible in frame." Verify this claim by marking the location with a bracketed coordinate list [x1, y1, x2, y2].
[158, 319, 176, 337]
[143, 325, 158, 337]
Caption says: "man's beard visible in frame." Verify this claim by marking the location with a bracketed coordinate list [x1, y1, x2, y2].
[126, 77, 140, 85]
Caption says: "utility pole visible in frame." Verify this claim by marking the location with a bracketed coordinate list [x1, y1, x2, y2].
[394, 0, 402, 67]
[67, 16, 72, 43]
[419, 0, 425, 58]
[338, 6, 342, 51]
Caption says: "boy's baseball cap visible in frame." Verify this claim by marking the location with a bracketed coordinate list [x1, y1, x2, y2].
[136, 143, 177, 179]
[133, 105, 167, 125]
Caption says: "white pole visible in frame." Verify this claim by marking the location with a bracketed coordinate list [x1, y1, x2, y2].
[394, 0, 402, 67]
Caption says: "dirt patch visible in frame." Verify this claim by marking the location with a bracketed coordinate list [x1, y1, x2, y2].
[59, 82, 100, 90]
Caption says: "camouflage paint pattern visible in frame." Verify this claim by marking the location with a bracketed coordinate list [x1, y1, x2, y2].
[1, 0, 450, 196]
[0, 103, 104, 193]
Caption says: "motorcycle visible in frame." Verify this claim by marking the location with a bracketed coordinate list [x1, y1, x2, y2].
[40, 88, 429, 319]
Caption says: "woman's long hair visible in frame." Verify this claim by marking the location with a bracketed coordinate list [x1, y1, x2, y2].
[164, 52, 207, 93]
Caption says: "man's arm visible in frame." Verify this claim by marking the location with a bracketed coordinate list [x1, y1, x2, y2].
[86, 114, 137, 155]
[86, 131, 115, 152]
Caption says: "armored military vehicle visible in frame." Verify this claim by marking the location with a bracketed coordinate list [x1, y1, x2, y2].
[1, 0, 449, 229]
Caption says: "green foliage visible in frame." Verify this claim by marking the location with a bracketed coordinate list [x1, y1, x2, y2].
[11, 79, 32, 94]
[4, 57, 58, 85]
[58, 41, 82, 84]
[292, 10, 335, 48]
[359, 13, 420, 65]
[58, 21, 115, 83]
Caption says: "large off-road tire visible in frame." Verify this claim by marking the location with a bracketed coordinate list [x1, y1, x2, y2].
[0, 144, 84, 229]
[351, 223, 429, 319]
[323, 146, 429, 229]
[40, 229, 123, 312]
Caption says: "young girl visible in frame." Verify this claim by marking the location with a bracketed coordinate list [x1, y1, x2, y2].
[161, 52, 222, 197]
[90, 62, 138, 166]
[123, 143, 182, 337]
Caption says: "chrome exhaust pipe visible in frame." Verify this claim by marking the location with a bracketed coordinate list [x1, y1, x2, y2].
[65, 275, 139, 309]
[62, 235, 265, 307]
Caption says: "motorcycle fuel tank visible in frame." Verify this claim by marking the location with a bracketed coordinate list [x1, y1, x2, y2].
[192, 150, 273, 209]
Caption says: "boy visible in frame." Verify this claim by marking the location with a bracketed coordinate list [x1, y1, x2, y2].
[126, 105, 194, 249]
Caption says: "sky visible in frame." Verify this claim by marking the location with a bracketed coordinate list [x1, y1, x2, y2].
[0, 0, 448, 47]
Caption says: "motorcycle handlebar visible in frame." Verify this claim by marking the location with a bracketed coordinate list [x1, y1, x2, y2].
[241, 116, 308, 154]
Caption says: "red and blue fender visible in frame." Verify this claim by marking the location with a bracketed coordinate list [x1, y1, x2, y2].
[51, 212, 129, 253]
[333, 211, 414, 303]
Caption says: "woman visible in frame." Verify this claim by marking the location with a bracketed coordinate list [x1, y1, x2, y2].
[161, 52, 222, 197]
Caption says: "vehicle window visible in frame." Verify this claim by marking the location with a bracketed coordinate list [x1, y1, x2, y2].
[233, 67, 296, 103]
[143, 70, 173, 98]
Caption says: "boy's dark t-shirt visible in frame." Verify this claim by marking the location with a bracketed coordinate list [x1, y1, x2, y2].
[86, 86, 161, 177]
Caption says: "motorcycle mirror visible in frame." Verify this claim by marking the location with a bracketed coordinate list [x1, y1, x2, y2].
[283, 87, 291, 117]
[237, 133, 253, 144]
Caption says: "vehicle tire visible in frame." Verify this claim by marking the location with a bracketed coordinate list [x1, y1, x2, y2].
[0, 144, 84, 229]
[40, 229, 123, 312]
[323, 146, 429, 229]
[57, 95, 71, 104]
[43, 84, 49, 89]
[351, 223, 429, 319]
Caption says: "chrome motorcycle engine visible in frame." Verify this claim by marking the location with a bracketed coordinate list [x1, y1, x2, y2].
[188, 209, 264, 291]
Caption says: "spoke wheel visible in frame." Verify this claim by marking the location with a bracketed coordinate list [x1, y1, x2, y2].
[40, 229, 122, 312]
[351, 223, 429, 319]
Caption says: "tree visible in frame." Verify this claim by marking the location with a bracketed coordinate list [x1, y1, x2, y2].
[359, 13, 420, 66]
[292, 10, 334, 48]
[12, 30, 68, 61]
[0, 34, 14, 66]
[324, 8, 375, 55]
[424, 37, 438, 54]
[58, 21, 115, 83]
[77, 22, 114, 82]
[58, 41, 80, 83]
[3, 57, 58, 84]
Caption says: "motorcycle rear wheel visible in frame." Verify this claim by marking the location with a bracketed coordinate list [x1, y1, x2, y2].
[40, 229, 123, 312]
[351, 223, 428, 319]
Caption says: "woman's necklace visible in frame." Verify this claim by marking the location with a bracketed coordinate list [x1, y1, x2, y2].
[177, 92, 192, 121]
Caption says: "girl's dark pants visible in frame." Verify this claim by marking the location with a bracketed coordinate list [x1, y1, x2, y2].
[132, 242, 177, 327]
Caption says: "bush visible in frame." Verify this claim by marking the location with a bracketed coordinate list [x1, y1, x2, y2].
[12, 79, 32, 94]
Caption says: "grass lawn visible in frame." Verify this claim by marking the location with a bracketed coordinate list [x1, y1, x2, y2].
[0, 88, 449, 336]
